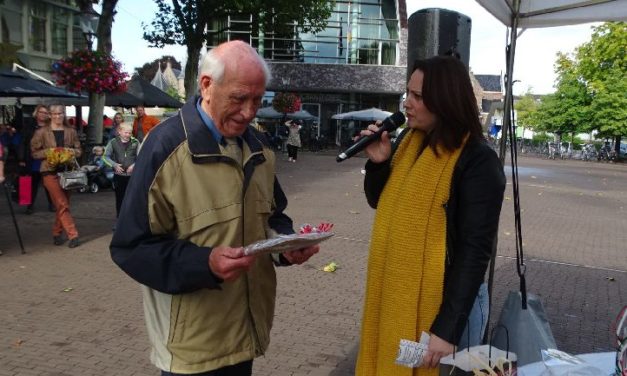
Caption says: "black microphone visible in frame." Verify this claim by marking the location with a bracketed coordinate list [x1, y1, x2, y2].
[336, 112, 405, 163]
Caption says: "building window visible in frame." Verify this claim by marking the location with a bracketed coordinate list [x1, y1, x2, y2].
[205, 0, 401, 66]
[29, 2, 47, 53]
[52, 7, 69, 55]
[1, 0, 23, 45]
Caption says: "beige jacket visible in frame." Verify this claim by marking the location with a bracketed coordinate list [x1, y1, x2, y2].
[30, 125, 82, 172]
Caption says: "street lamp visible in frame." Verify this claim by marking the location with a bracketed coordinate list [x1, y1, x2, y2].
[79, 7, 100, 50]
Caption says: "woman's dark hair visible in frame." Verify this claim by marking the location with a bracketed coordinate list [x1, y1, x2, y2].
[410, 55, 484, 153]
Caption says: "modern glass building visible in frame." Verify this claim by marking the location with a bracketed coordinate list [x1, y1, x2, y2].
[205, 0, 408, 147]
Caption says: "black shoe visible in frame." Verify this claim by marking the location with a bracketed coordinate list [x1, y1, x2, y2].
[53, 235, 65, 246]
[68, 238, 80, 248]
[25, 206, 34, 215]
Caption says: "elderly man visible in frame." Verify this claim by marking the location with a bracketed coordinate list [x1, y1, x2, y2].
[110, 40, 319, 376]
[132, 105, 160, 142]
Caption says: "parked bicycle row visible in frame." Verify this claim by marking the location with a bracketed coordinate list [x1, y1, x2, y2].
[492, 138, 625, 162]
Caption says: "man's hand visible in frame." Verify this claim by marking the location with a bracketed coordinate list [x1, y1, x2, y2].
[114, 163, 125, 174]
[126, 164, 134, 174]
[282, 245, 320, 265]
[422, 333, 454, 368]
[209, 246, 256, 282]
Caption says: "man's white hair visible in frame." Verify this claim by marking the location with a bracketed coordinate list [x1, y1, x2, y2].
[198, 41, 271, 86]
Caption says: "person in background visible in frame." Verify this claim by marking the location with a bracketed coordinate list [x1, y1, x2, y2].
[107, 112, 124, 142]
[102, 114, 114, 140]
[103, 122, 139, 220]
[18, 105, 54, 214]
[110, 40, 319, 376]
[30, 105, 83, 248]
[355, 55, 506, 375]
[285, 119, 302, 162]
[132, 105, 159, 142]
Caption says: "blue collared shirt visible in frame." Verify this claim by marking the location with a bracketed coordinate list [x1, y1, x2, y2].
[196, 98, 224, 144]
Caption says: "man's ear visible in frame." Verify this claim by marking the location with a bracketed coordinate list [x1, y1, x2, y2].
[199, 75, 213, 98]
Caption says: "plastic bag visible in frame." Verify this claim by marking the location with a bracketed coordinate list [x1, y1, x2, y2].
[538, 349, 605, 376]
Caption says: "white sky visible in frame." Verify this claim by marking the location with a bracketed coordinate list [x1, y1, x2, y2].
[108, 0, 598, 96]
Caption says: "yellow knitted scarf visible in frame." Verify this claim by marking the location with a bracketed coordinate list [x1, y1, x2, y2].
[356, 129, 466, 376]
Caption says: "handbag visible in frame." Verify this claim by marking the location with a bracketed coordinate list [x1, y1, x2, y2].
[440, 325, 517, 376]
[58, 159, 87, 190]
[18, 175, 32, 206]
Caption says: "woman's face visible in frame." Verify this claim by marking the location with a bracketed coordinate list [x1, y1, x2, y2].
[36, 107, 49, 124]
[49, 107, 65, 126]
[114, 114, 123, 124]
[404, 69, 437, 132]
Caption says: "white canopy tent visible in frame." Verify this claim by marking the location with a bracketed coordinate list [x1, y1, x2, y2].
[473, 0, 627, 352]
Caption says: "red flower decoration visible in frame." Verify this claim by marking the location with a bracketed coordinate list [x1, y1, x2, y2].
[272, 92, 301, 114]
[52, 49, 128, 94]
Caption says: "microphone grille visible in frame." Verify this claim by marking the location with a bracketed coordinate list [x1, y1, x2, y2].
[390, 112, 406, 127]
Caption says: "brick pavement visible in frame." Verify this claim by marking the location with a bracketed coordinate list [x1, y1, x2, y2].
[0, 152, 625, 375]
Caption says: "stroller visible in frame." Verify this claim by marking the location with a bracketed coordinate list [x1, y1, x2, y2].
[79, 146, 114, 193]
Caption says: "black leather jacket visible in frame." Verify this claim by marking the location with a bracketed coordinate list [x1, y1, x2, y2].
[363, 136, 506, 345]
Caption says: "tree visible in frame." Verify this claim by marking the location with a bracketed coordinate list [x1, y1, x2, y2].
[143, 0, 334, 99]
[514, 91, 540, 136]
[77, 0, 119, 146]
[576, 22, 627, 153]
[534, 53, 592, 141]
[135, 55, 183, 82]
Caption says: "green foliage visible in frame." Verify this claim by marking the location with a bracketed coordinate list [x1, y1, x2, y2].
[0, 42, 22, 68]
[143, 0, 334, 99]
[532, 132, 551, 144]
[514, 92, 540, 130]
[165, 86, 183, 102]
[534, 22, 626, 142]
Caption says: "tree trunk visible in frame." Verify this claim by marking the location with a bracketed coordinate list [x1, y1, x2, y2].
[81, 0, 118, 146]
[184, 45, 201, 100]
[86, 94, 106, 145]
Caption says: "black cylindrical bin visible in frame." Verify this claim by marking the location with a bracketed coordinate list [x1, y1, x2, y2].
[407, 8, 472, 81]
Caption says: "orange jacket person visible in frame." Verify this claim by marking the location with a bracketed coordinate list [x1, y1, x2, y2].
[132, 105, 160, 142]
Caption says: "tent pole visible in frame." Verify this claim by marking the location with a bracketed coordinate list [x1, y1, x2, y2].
[486, 0, 521, 345]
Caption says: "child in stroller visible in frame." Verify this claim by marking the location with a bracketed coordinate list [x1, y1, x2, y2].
[79, 146, 114, 193]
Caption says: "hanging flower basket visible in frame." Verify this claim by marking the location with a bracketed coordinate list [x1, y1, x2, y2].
[272, 92, 301, 114]
[52, 49, 128, 94]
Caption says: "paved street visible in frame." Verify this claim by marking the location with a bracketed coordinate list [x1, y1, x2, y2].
[0, 152, 625, 375]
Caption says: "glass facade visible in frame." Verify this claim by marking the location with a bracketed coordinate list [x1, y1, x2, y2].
[206, 0, 400, 66]
[0, 0, 23, 45]
[0, 0, 80, 56]
[29, 2, 48, 53]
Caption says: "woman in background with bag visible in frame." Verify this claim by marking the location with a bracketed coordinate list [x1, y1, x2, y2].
[31, 105, 82, 248]
[355, 55, 506, 375]
[18, 105, 54, 214]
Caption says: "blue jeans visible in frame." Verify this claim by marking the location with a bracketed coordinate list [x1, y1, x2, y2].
[457, 282, 489, 350]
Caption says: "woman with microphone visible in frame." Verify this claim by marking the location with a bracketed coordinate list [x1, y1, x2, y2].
[355, 55, 506, 375]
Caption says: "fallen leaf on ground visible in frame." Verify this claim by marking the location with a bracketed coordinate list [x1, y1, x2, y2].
[62, 287, 73, 292]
